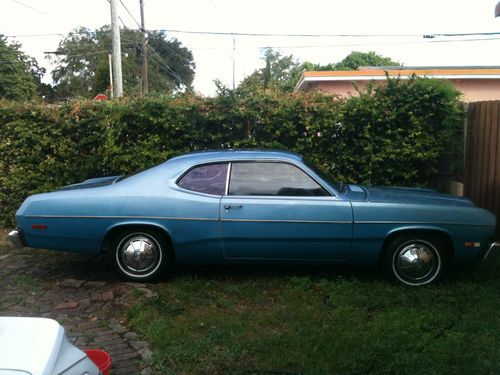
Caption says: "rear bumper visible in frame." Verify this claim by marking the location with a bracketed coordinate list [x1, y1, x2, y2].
[483, 241, 500, 260]
[8, 229, 26, 249]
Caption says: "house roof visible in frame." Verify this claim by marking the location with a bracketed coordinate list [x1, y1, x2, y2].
[294, 67, 500, 92]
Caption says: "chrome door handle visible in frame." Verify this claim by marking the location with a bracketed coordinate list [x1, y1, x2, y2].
[224, 205, 243, 210]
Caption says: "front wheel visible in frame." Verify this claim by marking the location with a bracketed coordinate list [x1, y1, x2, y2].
[383, 235, 448, 286]
[112, 230, 169, 281]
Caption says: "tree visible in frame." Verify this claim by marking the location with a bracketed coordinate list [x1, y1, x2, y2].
[237, 50, 400, 93]
[238, 49, 302, 93]
[296, 51, 399, 73]
[0, 35, 42, 100]
[332, 51, 400, 70]
[50, 26, 195, 99]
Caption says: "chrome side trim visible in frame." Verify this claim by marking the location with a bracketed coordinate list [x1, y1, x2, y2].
[25, 215, 352, 225]
[483, 242, 500, 260]
[221, 195, 339, 201]
[354, 220, 494, 227]
[221, 218, 352, 224]
[8, 230, 24, 249]
[25, 215, 217, 221]
[22, 216, 493, 227]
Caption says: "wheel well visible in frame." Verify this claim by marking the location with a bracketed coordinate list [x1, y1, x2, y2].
[377, 229, 455, 267]
[101, 224, 176, 263]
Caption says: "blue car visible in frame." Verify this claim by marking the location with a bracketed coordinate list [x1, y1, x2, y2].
[9, 150, 499, 286]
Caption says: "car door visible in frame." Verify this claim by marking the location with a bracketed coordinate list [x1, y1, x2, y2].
[220, 161, 353, 261]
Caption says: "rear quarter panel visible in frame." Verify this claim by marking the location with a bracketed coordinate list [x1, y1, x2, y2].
[16, 172, 225, 262]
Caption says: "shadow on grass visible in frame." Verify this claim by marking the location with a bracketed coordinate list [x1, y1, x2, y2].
[172, 263, 379, 283]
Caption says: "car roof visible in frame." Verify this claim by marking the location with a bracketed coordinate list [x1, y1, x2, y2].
[168, 149, 303, 164]
[118, 150, 305, 184]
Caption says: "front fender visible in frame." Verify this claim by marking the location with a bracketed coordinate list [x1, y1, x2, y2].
[349, 223, 452, 266]
[349, 221, 495, 266]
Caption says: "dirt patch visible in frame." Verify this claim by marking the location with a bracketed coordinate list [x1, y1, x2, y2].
[0, 229, 154, 375]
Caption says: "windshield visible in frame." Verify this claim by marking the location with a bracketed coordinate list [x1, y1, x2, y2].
[302, 159, 343, 193]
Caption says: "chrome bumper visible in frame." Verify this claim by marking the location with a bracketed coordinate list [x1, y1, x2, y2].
[8, 229, 25, 249]
[483, 241, 500, 260]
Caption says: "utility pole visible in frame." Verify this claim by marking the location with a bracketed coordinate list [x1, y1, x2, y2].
[140, 0, 148, 95]
[232, 38, 236, 90]
[110, 0, 123, 98]
[108, 53, 114, 99]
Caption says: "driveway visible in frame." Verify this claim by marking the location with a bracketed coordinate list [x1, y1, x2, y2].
[0, 229, 155, 375]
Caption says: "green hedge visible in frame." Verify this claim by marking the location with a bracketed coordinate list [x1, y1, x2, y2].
[0, 77, 463, 226]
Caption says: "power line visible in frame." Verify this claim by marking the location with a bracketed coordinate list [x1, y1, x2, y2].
[427, 36, 500, 43]
[0, 50, 109, 65]
[44, 50, 109, 59]
[148, 49, 188, 87]
[139, 0, 149, 95]
[424, 32, 500, 38]
[5, 33, 65, 38]
[5, 29, 500, 40]
[118, 15, 131, 31]
[185, 36, 500, 51]
[39, 36, 499, 59]
[5, 29, 104, 39]
[119, 0, 142, 30]
[110, 1, 182, 91]
[265, 36, 500, 49]
[104, 0, 135, 33]
[146, 44, 188, 87]
[159, 29, 423, 38]
[121, 38, 187, 88]
[9, 0, 50, 16]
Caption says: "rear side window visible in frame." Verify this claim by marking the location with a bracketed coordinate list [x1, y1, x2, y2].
[228, 162, 329, 196]
[178, 163, 228, 195]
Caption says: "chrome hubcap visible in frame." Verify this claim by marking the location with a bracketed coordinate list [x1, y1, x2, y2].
[396, 242, 437, 281]
[120, 235, 159, 273]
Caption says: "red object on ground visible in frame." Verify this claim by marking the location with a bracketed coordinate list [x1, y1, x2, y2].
[84, 350, 112, 375]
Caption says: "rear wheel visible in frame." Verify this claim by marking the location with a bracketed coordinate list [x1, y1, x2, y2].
[383, 234, 448, 286]
[112, 230, 169, 281]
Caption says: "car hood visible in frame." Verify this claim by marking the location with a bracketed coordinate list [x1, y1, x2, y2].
[365, 186, 475, 207]
[58, 175, 121, 191]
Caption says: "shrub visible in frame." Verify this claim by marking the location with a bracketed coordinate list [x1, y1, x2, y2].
[0, 77, 463, 226]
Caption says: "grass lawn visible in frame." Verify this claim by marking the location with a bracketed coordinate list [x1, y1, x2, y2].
[128, 254, 500, 375]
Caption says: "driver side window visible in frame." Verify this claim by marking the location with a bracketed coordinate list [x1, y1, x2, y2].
[228, 162, 328, 196]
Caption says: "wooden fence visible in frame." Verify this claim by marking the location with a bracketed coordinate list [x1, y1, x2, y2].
[464, 101, 500, 237]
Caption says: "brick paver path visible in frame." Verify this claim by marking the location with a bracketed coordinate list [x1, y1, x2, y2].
[0, 230, 154, 374]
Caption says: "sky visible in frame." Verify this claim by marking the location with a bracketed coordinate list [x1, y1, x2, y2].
[2, 0, 500, 96]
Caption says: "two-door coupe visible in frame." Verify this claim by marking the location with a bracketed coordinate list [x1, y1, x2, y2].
[9, 150, 499, 286]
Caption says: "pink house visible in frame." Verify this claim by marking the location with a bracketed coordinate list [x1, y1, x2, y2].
[294, 67, 500, 102]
